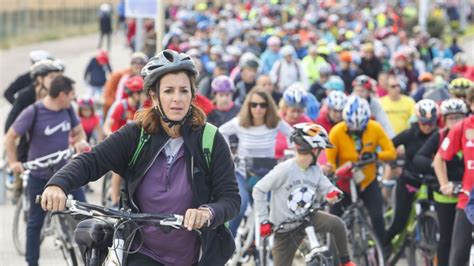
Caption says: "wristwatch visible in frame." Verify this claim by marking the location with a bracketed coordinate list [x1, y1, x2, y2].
[198, 206, 214, 227]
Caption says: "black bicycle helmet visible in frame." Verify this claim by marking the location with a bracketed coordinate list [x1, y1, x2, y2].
[30, 59, 62, 79]
[141, 49, 198, 96]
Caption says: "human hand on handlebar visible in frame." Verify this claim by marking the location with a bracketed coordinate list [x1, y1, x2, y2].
[184, 208, 212, 231]
[260, 221, 273, 237]
[359, 152, 377, 162]
[41, 185, 67, 212]
[325, 189, 343, 204]
[9, 161, 24, 175]
[74, 140, 91, 153]
[440, 182, 454, 197]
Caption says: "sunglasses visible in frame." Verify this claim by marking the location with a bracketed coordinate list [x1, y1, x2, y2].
[250, 102, 268, 108]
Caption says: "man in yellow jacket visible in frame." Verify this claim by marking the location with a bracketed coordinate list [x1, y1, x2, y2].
[326, 95, 396, 242]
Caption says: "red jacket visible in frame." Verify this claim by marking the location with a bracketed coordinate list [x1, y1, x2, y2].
[452, 65, 474, 81]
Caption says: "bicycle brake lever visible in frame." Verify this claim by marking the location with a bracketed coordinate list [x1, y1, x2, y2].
[159, 215, 183, 229]
[68, 203, 94, 217]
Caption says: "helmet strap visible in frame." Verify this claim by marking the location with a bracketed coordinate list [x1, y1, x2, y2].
[155, 98, 192, 128]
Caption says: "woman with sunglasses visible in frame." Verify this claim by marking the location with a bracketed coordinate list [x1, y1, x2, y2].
[219, 87, 293, 236]
[413, 98, 468, 265]
[383, 99, 440, 253]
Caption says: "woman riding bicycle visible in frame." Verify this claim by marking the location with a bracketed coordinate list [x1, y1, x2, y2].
[413, 98, 468, 265]
[383, 99, 440, 252]
[253, 122, 355, 266]
[41, 50, 240, 265]
[326, 95, 396, 242]
[219, 87, 293, 236]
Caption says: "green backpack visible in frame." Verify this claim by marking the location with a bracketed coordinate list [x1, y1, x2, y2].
[128, 123, 218, 169]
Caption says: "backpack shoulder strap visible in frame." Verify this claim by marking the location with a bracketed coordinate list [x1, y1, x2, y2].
[128, 127, 150, 167]
[202, 122, 218, 170]
[28, 102, 40, 139]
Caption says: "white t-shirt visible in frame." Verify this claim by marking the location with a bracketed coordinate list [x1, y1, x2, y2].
[164, 137, 184, 168]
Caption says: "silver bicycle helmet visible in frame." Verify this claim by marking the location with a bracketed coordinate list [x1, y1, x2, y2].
[141, 50, 199, 127]
[30, 59, 62, 79]
[141, 49, 198, 95]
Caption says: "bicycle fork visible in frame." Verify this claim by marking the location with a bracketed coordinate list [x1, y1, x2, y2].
[304, 225, 329, 263]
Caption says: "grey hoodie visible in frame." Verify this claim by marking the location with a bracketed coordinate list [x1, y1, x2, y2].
[252, 158, 336, 232]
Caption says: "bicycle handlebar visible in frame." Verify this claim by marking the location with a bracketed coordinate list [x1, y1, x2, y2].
[22, 148, 75, 171]
[274, 200, 335, 233]
[35, 195, 200, 234]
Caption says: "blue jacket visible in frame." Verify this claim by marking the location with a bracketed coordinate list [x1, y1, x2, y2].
[84, 58, 112, 87]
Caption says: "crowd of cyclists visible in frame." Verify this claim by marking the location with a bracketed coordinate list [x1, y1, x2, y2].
[3, 1, 474, 265]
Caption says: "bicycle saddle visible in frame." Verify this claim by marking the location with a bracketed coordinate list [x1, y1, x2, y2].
[74, 218, 114, 248]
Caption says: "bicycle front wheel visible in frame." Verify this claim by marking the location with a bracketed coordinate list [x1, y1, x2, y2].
[12, 198, 27, 256]
[348, 218, 385, 266]
[406, 211, 439, 266]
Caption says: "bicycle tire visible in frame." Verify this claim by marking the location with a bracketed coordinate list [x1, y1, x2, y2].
[257, 236, 273, 266]
[55, 215, 81, 266]
[406, 212, 439, 266]
[348, 217, 385, 266]
[12, 199, 27, 256]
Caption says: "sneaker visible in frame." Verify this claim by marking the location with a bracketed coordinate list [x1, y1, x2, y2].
[341, 261, 356, 266]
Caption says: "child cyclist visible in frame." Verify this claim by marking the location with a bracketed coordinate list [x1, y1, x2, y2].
[253, 123, 355, 266]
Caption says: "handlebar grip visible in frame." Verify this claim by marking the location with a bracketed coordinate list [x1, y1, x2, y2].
[35, 195, 42, 204]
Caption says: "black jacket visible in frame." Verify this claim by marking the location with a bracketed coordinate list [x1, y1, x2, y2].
[5, 85, 36, 133]
[84, 58, 112, 87]
[392, 123, 436, 175]
[48, 122, 240, 265]
[4, 72, 32, 104]
[413, 129, 464, 182]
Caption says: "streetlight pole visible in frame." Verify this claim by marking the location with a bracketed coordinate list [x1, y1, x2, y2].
[155, 0, 165, 53]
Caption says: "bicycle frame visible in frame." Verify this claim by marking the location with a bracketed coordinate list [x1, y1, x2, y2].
[41, 197, 190, 266]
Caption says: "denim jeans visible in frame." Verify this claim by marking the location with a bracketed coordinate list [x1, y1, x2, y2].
[229, 172, 250, 237]
[26, 177, 86, 266]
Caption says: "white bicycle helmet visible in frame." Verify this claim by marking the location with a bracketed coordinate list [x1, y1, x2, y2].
[30, 59, 62, 79]
[29, 50, 53, 64]
[343, 96, 371, 131]
[290, 123, 333, 152]
[326, 91, 347, 111]
[318, 62, 332, 76]
[283, 82, 308, 108]
[239, 52, 260, 69]
[415, 99, 439, 123]
[440, 98, 468, 116]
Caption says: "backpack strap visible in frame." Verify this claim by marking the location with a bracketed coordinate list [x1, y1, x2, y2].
[128, 127, 150, 167]
[202, 122, 218, 170]
[27, 102, 40, 141]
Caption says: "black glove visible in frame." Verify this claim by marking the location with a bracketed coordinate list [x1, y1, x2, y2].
[360, 152, 377, 162]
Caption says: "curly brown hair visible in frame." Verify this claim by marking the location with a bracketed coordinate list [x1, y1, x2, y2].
[238, 87, 280, 128]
